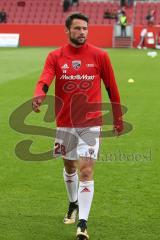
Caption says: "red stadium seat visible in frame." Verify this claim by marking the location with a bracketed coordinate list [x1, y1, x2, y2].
[0, 0, 137, 26]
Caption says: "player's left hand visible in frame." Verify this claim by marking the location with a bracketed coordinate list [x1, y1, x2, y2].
[113, 123, 123, 136]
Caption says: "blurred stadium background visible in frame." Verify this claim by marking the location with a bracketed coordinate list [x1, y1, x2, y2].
[0, 1, 160, 240]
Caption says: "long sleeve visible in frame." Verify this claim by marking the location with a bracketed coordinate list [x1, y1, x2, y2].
[100, 52, 123, 127]
[34, 53, 55, 97]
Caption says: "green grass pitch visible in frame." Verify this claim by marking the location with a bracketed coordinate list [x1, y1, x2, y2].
[0, 47, 160, 240]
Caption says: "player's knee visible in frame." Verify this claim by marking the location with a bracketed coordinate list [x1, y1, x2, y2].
[80, 167, 93, 181]
[64, 159, 77, 174]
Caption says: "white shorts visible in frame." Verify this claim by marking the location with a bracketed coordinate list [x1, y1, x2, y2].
[53, 126, 101, 160]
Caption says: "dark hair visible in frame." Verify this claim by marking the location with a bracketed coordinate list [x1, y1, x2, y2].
[65, 12, 89, 29]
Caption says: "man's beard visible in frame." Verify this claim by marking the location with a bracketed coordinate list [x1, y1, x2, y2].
[70, 36, 86, 46]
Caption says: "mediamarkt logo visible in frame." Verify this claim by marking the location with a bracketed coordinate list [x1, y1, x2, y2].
[60, 74, 95, 80]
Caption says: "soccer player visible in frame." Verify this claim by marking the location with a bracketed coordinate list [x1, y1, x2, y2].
[32, 12, 123, 240]
[137, 28, 147, 49]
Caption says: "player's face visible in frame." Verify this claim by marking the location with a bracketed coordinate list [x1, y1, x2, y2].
[68, 19, 88, 46]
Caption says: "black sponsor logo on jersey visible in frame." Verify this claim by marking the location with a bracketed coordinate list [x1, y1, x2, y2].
[72, 60, 81, 70]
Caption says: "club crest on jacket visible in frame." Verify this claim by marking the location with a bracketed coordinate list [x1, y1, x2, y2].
[72, 60, 81, 70]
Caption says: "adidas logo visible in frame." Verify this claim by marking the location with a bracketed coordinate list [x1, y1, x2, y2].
[62, 63, 69, 69]
[81, 187, 90, 193]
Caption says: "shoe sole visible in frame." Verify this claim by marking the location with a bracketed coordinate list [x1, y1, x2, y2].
[64, 208, 78, 224]
[76, 234, 89, 240]
[64, 218, 76, 224]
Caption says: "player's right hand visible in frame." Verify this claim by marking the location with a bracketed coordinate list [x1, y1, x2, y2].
[32, 97, 43, 113]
